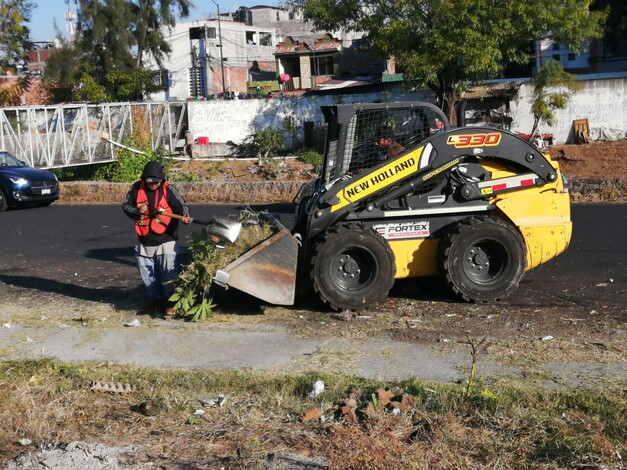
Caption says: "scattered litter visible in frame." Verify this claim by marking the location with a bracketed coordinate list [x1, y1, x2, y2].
[483, 314, 494, 320]
[299, 406, 321, 422]
[425, 388, 438, 394]
[309, 380, 325, 398]
[18, 439, 32, 446]
[438, 337, 450, 343]
[193, 408, 205, 415]
[541, 335, 554, 341]
[331, 311, 352, 321]
[89, 381, 134, 394]
[589, 310, 598, 315]
[596, 282, 608, 287]
[1, 323, 11, 328]
[200, 393, 226, 407]
[445, 314, 457, 317]
[58, 324, 68, 329]
[608, 278, 614, 283]
[26, 337, 32, 343]
[390, 408, 401, 416]
[124, 319, 141, 327]
[355, 315, 373, 320]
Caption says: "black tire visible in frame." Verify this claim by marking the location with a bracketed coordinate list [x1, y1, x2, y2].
[439, 216, 526, 302]
[0, 189, 8, 212]
[310, 223, 396, 311]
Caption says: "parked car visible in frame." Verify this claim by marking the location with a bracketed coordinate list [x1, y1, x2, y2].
[0, 151, 60, 211]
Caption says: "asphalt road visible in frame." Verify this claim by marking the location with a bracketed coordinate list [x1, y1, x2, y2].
[0, 203, 624, 383]
[0, 203, 625, 310]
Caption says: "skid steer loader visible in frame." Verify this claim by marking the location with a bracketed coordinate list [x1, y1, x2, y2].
[213, 102, 572, 311]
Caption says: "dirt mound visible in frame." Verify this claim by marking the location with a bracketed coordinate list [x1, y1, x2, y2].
[547, 139, 627, 179]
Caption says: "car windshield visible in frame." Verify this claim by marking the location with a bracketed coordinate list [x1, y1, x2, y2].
[0, 152, 26, 167]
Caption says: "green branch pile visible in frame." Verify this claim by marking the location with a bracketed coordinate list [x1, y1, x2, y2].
[169, 221, 275, 321]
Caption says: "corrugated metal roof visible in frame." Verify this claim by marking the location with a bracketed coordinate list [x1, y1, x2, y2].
[462, 81, 524, 100]
[275, 35, 341, 55]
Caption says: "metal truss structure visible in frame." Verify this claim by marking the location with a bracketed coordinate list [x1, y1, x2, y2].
[0, 102, 188, 169]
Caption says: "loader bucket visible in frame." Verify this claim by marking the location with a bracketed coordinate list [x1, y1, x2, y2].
[213, 224, 299, 306]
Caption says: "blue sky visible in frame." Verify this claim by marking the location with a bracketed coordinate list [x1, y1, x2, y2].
[30, 1, 280, 42]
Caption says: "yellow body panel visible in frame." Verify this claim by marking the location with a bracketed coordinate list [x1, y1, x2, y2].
[496, 191, 572, 270]
[388, 238, 439, 278]
[387, 157, 571, 278]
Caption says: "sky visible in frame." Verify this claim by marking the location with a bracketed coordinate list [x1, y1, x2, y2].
[30, 0, 281, 43]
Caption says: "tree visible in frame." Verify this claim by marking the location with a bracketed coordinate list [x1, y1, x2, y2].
[289, 0, 607, 124]
[0, 0, 34, 74]
[44, 0, 191, 103]
[0, 0, 35, 105]
[529, 60, 580, 137]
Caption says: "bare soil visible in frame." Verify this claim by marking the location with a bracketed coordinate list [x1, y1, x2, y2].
[547, 139, 627, 179]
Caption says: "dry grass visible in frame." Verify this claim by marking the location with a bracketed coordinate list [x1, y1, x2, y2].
[1, 359, 624, 469]
[58, 180, 307, 204]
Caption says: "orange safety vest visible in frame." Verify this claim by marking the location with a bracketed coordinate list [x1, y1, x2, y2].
[134, 181, 173, 236]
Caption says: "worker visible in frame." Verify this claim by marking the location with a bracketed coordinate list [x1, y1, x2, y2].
[183, 130, 194, 158]
[122, 161, 191, 317]
[375, 126, 405, 160]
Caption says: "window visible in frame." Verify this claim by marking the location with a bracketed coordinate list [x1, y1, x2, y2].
[260, 33, 272, 46]
[206, 27, 216, 39]
[567, 53, 576, 61]
[552, 54, 560, 62]
[552, 42, 560, 50]
[310, 55, 334, 76]
[246, 31, 255, 45]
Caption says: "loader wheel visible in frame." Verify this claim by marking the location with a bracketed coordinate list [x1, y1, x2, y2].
[439, 216, 526, 302]
[311, 224, 395, 311]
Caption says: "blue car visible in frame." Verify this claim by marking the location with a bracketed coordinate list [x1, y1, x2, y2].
[0, 151, 60, 211]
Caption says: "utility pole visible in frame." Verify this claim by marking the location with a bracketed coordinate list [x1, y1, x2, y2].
[211, 0, 227, 98]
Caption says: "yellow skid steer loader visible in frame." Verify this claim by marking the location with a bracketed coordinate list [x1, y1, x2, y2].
[213, 102, 572, 311]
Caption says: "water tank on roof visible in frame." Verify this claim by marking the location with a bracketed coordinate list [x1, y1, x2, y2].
[236, 7, 252, 25]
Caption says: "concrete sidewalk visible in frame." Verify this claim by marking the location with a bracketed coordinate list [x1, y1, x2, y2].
[1, 321, 490, 383]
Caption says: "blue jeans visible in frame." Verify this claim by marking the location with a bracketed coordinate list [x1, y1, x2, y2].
[136, 252, 180, 301]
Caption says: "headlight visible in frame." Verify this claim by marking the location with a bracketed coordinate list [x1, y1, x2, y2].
[8, 176, 29, 187]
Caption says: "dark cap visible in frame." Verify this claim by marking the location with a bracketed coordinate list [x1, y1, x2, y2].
[141, 161, 166, 184]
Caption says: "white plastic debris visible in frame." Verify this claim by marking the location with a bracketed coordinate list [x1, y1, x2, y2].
[199, 393, 226, 408]
[124, 319, 141, 327]
[26, 337, 33, 343]
[596, 282, 608, 287]
[541, 335, 554, 341]
[1, 323, 11, 329]
[18, 439, 32, 446]
[309, 380, 325, 398]
[193, 409, 205, 415]
[355, 315, 373, 320]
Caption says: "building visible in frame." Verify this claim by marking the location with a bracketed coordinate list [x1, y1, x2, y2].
[147, 15, 278, 101]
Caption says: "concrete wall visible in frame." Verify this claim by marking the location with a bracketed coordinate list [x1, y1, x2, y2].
[187, 76, 627, 152]
[509, 77, 627, 143]
[187, 89, 433, 153]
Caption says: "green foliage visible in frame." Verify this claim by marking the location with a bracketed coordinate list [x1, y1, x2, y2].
[530, 60, 581, 136]
[169, 229, 218, 322]
[43, 0, 190, 104]
[230, 129, 287, 179]
[94, 143, 171, 183]
[0, 0, 34, 74]
[296, 148, 323, 172]
[290, 0, 607, 122]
